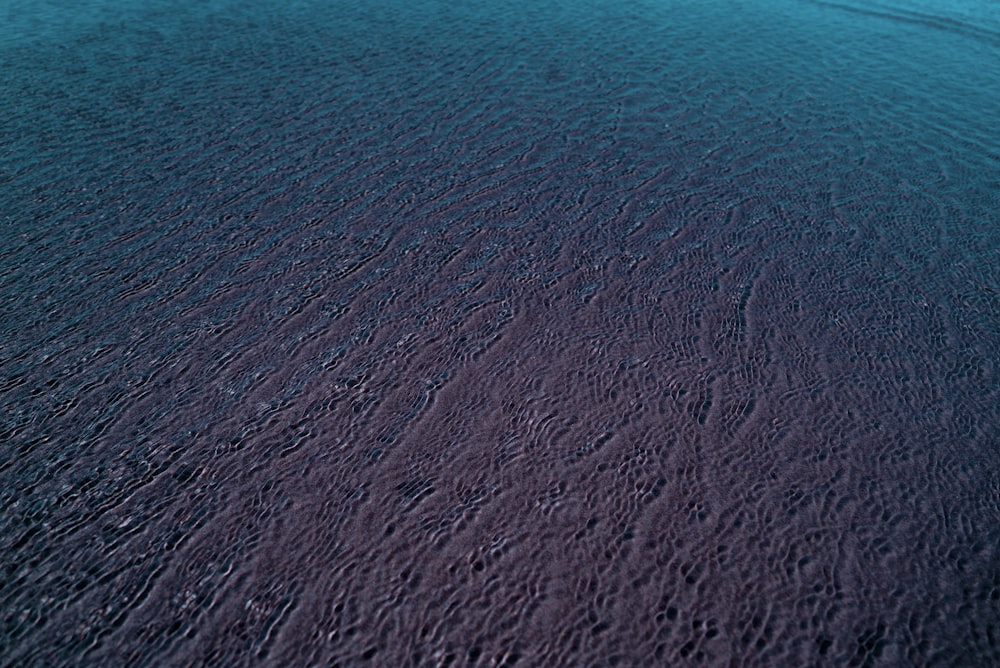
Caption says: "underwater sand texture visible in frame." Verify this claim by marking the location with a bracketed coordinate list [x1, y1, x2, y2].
[2, 0, 998, 665]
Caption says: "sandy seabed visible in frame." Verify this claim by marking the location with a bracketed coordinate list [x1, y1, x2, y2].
[2, 0, 998, 665]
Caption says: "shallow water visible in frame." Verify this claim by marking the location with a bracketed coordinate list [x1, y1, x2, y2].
[2, 0, 998, 665]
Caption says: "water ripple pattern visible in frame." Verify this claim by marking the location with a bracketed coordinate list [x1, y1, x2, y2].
[2, 0, 998, 665]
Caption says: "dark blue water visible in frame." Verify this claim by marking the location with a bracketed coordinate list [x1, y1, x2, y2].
[2, 1, 998, 665]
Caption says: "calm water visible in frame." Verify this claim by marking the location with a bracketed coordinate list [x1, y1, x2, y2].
[2, 0, 998, 665]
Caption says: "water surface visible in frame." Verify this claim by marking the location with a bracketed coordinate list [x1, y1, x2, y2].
[2, 0, 998, 665]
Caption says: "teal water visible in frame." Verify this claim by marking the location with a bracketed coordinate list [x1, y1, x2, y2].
[2, 1, 998, 665]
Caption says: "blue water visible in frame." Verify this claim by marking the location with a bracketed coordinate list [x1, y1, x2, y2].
[2, 1, 998, 665]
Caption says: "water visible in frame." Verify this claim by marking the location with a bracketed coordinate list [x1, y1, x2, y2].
[2, 0, 998, 665]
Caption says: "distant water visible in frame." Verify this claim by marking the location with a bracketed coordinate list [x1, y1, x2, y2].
[2, 1, 998, 665]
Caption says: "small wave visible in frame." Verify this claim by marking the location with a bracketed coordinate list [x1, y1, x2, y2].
[808, 0, 1000, 46]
